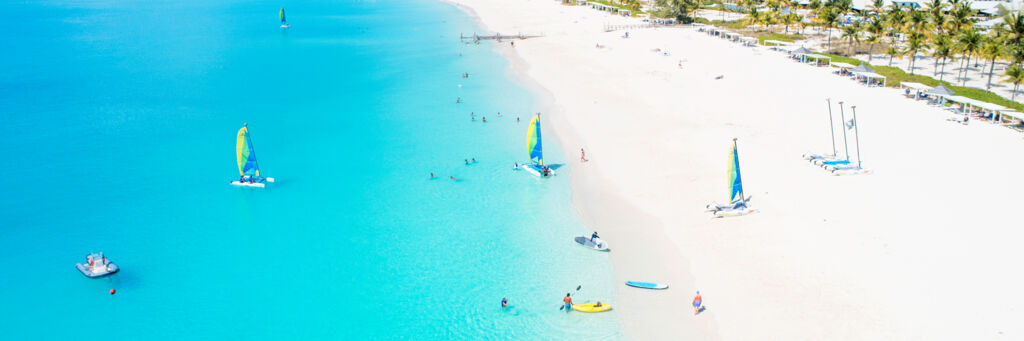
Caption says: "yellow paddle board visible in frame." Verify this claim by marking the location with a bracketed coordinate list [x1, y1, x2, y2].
[572, 303, 612, 312]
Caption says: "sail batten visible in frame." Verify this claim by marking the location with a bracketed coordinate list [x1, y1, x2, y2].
[236, 126, 260, 177]
[527, 116, 543, 165]
[728, 139, 744, 204]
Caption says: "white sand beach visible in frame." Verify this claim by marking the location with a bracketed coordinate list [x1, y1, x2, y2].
[446, 0, 1024, 339]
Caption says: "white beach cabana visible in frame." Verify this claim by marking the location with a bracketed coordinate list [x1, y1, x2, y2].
[831, 62, 856, 69]
[899, 81, 932, 99]
[942, 95, 1015, 122]
[802, 53, 831, 67]
[1000, 111, 1024, 132]
[855, 72, 886, 87]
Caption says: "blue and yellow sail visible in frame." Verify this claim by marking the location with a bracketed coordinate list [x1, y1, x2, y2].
[279, 8, 287, 25]
[236, 125, 260, 177]
[527, 115, 543, 165]
[728, 138, 744, 204]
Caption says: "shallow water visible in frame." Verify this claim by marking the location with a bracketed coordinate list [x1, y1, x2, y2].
[0, 0, 620, 339]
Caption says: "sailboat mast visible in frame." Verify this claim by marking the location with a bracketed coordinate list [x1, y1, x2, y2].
[838, 101, 850, 161]
[826, 98, 837, 157]
[852, 106, 862, 168]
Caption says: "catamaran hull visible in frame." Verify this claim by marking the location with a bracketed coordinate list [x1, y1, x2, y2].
[713, 207, 759, 217]
[524, 165, 553, 177]
[281, 24, 289, 28]
[832, 168, 872, 176]
[230, 177, 274, 188]
[802, 153, 837, 161]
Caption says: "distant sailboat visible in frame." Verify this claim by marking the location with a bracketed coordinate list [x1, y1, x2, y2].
[231, 124, 275, 188]
[279, 7, 289, 28]
[524, 115, 553, 177]
[706, 138, 757, 217]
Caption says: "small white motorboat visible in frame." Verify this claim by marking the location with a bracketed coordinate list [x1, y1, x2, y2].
[76, 252, 119, 278]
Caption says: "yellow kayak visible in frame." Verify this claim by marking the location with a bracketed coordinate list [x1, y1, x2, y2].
[572, 303, 612, 313]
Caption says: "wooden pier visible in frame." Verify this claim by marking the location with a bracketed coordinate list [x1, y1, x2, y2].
[460, 32, 543, 43]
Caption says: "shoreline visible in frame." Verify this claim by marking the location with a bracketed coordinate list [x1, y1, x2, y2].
[445, 0, 1024, 339]
[444, 1, 713, 338]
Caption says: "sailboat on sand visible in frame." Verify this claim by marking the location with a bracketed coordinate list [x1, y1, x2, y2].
[231, 124, 275, 188]
[706, 138, 757, 217]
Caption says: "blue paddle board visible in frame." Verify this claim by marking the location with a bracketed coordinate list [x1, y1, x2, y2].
[625, 281, 668, 290]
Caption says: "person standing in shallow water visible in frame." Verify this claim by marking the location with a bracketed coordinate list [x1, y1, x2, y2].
[563, 293, 573, 311]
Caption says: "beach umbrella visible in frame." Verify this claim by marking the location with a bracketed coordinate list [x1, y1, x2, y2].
[791, 46, 812, 55]
[929, 85, 955, 97]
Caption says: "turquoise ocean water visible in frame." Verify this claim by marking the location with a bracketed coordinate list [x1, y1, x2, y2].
[0, 0, 621, 339]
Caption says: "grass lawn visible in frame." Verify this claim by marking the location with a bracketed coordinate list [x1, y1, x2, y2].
[756, 33, 804, 44]
[818, 53, 1023, 111]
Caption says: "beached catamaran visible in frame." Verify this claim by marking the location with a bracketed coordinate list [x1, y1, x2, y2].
[524, 115, 553, 177]
[231, 124, 275, 188]
[707, 138, 757, 217]
[279, 8, 289, 28]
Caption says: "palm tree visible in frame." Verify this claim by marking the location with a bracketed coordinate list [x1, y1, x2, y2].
[980, 35, 1004, 91]
[886, 4, 906, 42]
[887, 45, 901, 67]
[782, 12, 799, 33]
[948, 1, 975, 36]
[956, 29, 983, 85]
[906, 31, 929, 74]
[819, 7, 840, 51]
[1003, 64, 1024, 101]
[925, 0, 947, 34]
[841, 22, 862, 56]
[868, 0, 885, 16]
[865, 17, 885, 61]
[931, 34, 953, 80]
[1002, 10, 1024, 67]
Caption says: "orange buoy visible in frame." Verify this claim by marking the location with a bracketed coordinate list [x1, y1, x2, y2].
[110, 288, 116, 295]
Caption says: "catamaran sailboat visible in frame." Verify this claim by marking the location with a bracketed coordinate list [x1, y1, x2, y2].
[231, 124, 275, 188]
[524, 115, 553, 177]
[279, 8, 289, 28]
[706, 138, 757, 217]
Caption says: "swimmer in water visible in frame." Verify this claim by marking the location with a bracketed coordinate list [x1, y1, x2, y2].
[450, 176, 462, 181]
[430, 173, 435, 178]
[501, 298, 508, 308]
[482, 117, 486, 123]
[465, 159, 469, 165]
[456, 97, 460, 103]
[516, 117, 520, 123]
[514, 162, 520, 169]
[472, 158, 476, 163]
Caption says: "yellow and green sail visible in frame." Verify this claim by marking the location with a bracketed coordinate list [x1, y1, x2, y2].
[236, 126, 260, 177]
[527, 115, 543, 165]
[279, 8, 287, 25]
[728, 139, 744, 204]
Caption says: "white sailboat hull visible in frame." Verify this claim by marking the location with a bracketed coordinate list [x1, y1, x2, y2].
[831, 168, 872, 176]
[230, 177, 274, 188]
[524, 165, 553, 177]
[713, 207, 759, 217]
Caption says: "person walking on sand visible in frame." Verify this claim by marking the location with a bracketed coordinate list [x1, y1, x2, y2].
[580, 148, 587, 162]
[563, 293, 573, 311]
[693, 291, 703, 315]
